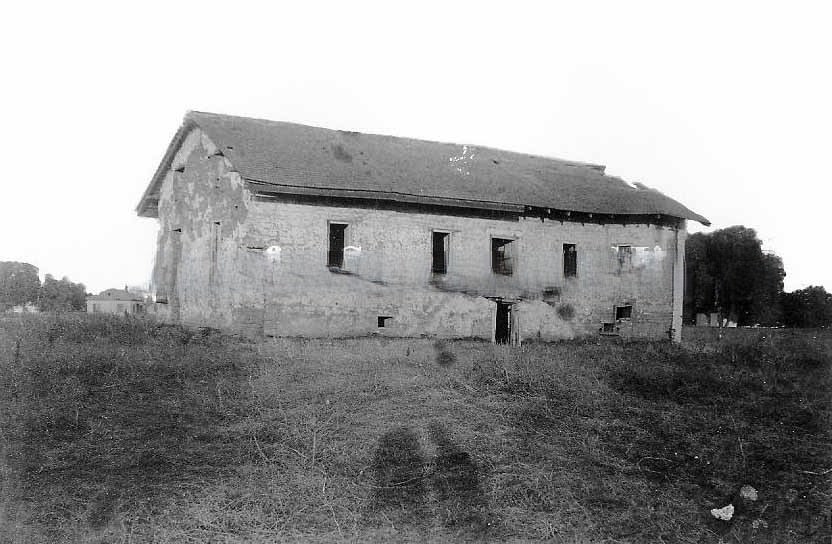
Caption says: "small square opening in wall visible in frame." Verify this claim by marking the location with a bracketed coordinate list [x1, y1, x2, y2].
[378, 316, 393, 328]
[615, 305, 633, 320]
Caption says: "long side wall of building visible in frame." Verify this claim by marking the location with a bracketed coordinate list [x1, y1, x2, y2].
[150, 130, 684, 341]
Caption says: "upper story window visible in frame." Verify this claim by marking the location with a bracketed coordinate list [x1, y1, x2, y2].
[328, 223, 348, 268]
[615, 304, 633, 320]
[491, 238, 514, 276]
[617, 245, 632, 271]
[432, 231, 449, 274]
[563, 243, 577, 277]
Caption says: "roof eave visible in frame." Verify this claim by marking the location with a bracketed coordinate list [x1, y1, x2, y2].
[246, 179, 526, 213]
[136, 117, 197, 218]
[247, 179, 710, 225]
[681, 210, 710, 226]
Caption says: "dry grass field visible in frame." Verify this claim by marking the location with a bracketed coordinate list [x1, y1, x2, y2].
[0, 315, 829, 543]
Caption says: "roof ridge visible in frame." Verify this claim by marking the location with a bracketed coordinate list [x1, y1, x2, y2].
[186, 111, 607, 173]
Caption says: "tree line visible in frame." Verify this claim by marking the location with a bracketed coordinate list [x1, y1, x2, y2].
[0, 261, 87, 312]
[685, 226, 830, 328]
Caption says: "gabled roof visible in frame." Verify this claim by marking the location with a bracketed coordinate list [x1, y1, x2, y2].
[137, 111, 709, 225]
[87, 288, 144, 301]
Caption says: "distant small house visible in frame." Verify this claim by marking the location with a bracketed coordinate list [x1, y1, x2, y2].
[86, 289, 145, 315]
[694, 312, 737, 328]
[8, 303, 39, 314]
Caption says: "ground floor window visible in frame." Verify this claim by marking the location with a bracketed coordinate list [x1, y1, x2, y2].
[377, 316, 392, 328]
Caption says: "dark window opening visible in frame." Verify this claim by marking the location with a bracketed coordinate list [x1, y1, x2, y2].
[542, 286, 561, 299]
[615, 305, 633, 320]
[328, 223, 348, 268]
[378, 316, 392, 328]
[617, 245, 632, 270]
[563, 243, 577, 277]
[600, 322, 618, 335]
[492, 238, 514, 275]
[432, 232, 449, 274]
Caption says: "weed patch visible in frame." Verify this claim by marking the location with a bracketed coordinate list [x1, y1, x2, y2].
[1, 319, 829, 543]
[0, 314, 261, 540]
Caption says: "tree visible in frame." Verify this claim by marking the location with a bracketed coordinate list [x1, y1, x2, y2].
[750, 252, 786, 326]
[39, 274, 87, 312]
[0, 261, 41, 309]
[782, 286, 832, 328]
[684, 234, 715, 322]
[685, 226, 785, 326]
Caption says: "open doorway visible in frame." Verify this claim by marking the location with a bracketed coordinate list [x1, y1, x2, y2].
[495, 302, 512, 344]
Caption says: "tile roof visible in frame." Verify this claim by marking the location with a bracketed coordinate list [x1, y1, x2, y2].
[138, 111, 709, 225]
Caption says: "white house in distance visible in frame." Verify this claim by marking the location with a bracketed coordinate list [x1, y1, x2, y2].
[7, 303, 38, 314]
[86, 288, 145, 315]
[136, 111, 708, 343]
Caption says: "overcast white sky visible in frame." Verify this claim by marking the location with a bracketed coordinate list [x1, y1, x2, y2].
[1, 1, 829, 294]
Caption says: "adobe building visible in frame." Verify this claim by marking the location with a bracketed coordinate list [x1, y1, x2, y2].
[137, 112, 708, 343]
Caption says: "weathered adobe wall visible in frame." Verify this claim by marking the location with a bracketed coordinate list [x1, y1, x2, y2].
[151, 127, 256, 331]
[243, 200, 679, 340]
[150, 130, 682, 341]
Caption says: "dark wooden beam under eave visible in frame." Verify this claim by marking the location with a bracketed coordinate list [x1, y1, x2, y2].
[245, 180, 527, 214]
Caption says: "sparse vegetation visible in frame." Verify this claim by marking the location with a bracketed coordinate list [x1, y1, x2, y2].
[1, 315, 829, 542]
